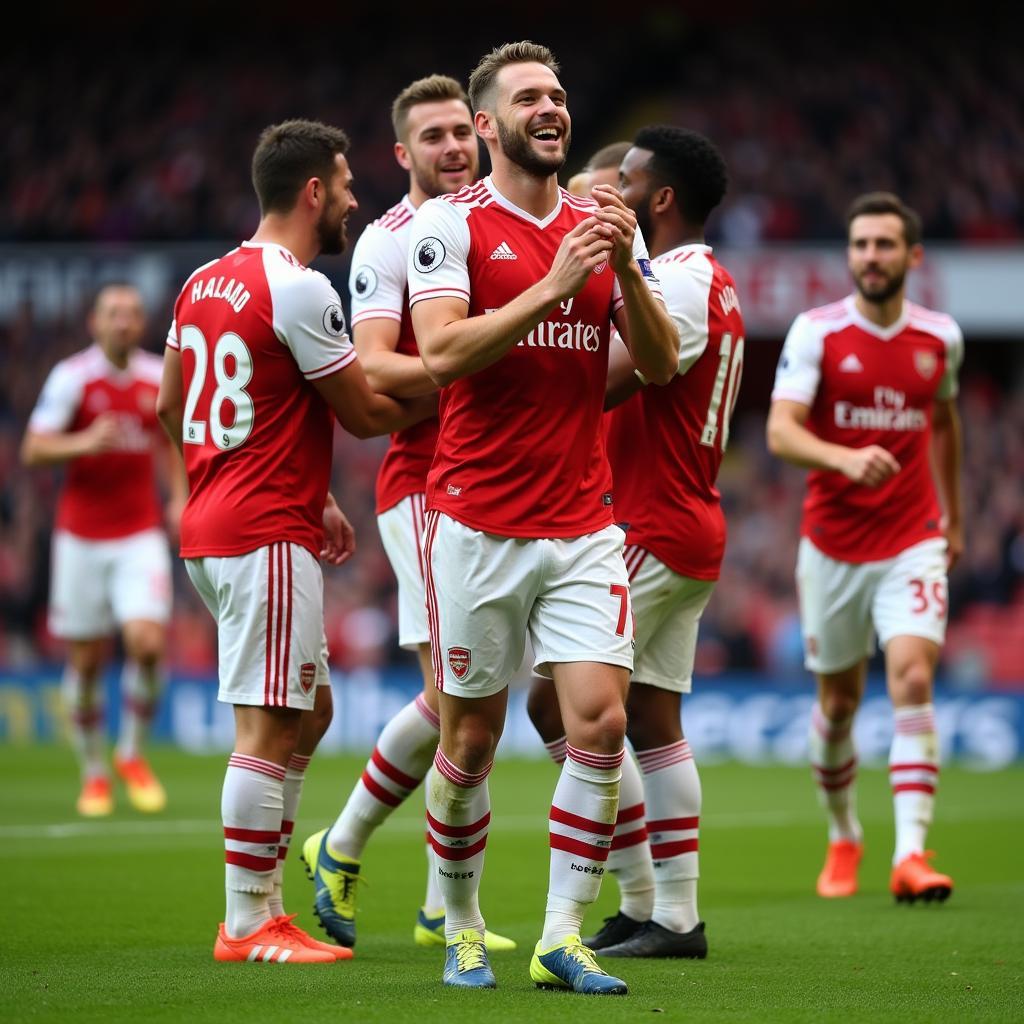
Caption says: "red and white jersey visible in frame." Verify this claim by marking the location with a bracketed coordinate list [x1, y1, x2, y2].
[605, 244, 745, 580]
[29, 344, 165, 540]
[349, 195, 439, 515]
[166, 241, 356, 559]
[407, 176, 663, 538]
[772, 295, 963, 563]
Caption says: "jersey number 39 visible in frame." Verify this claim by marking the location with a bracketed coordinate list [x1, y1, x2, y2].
[180, 325, 255, 451]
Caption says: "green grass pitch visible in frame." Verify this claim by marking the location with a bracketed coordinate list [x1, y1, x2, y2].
[1, 746, 1021, 1023]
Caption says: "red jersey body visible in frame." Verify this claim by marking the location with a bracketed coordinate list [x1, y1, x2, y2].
[606, 245, 745, 580]
[348, 196, 439, 514]
[772, 296, 963, 563]
[28, 345, 165, 540]
[407, 177, 662, 539]
[166, 242, 356, 559]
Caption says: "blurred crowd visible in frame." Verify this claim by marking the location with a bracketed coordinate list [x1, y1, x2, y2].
[2, 13, 1022, 246]
[2, 307, 1022, 685]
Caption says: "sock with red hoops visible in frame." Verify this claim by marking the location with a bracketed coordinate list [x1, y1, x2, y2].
[608, 750, 655, 922]
[809, 703, 862, 843]
[62, 665, 107, 782]
[268, 752, 310, 918]
[542, 744, 623, 948]
[115, 660, 162, 761]
[327, 693, 440, 860]
[889, 703, 940, 864]
[637, 740, 701, 934]
[426, 749, 491, 941]
[222, 753, 286, 938]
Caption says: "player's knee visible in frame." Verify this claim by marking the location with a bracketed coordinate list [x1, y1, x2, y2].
[445, 721, 500, 774]
[890, 661, 933, 706]
[574, 703, 627, 755]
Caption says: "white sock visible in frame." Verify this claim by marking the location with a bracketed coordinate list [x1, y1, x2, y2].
[222, 753, 285, 938]
[607, 750, 654, 921]
[426, 749, 491, 940]
[269, 752, 310, 918]
[63, 665, 107, 782]
[544, 735, 567, 765]
[542, 744, 622, 949]
[637, 740, 701, 933]
[889, 703, 939, 864]
[115, 660, 161, 760]
[809, 703, 862, 843]
[327, 693, 439, 860]
[421, 773, 444, 912]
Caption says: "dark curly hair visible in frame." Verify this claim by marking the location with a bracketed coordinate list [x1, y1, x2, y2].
[632, 125, 728, 225]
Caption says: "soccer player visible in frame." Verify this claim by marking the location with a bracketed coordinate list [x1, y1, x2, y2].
[566, 141, 631, 197]
[767, 191, 963, 904]
[528, 127, 743, 959]
[157, 119, 431, 964]
[22, 283, 186, 818]
[408, 42, 678, 993]
[301, 74, 513, 953]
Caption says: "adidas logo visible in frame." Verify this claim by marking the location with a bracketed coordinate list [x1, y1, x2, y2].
[489, 241, 518, 261]
[839, 353, 864, 373]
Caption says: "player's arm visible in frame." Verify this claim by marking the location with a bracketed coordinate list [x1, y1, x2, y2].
[312, 361, 436, 439]
[412, 219, 613, 386]
[596, 186, 677, 386]
[931, 398, 963, 569]
[766, 399, 900, 486]
[156, 347, 185, 456]
[354, 318, 437, 398]
[604, 330, 644, 410]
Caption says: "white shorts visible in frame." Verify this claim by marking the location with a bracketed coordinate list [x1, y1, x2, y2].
[796, 536, 949, 674]
[49, 528, 172, 639]
[423, 512, 634, 698]
[185, 541, 329, 710]
[377, 494, 429, 650]
[626, 545, 715, 694]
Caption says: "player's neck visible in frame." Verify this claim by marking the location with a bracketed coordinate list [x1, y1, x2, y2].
[408, 182, 430, 209]
[490, 165, 560, 220]
[97, 341, 129, 370]
[853, 291, 905, 329]
[250, 216, 317, 267]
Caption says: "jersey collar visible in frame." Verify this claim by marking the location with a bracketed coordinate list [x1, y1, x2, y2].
[240, 240, 304, 266]
[844, 294, 909, 340]
[483, 175, 564, 229]
[656, 242, 712, 262]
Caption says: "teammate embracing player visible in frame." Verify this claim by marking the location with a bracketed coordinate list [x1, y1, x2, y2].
[301, 74, 513, 954]
[408, 42, 678, 994]
[529, 127, 743, 960]
[768, 192, 963, 904]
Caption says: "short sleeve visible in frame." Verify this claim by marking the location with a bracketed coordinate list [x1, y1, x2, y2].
[271, 269, 357, 381]
[28, 361, 82, 433]
[166, 316, 180, 351]
[611, 227, 665, 314]
[349, 226, 406, 326]
[935, 319, 964, 402]
[657, 260, 712, 376]
[407, 199, 471, 307]
[771, 314, 822, 406]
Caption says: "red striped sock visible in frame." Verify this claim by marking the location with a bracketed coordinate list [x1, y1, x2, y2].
[890, 703, 939, 864]
[809, 703, 862, 843]
[607, 750, 654, 921]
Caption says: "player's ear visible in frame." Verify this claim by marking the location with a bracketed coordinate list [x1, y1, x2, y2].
[907, 242, 925, 270]
[395, 142, 412, 172]
[303, 176, 323, 211]
[474, 109, 497, 143]
[653, 185, 675, 216]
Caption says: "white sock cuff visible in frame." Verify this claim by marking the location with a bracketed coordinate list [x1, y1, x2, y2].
[565, 745, 624, 783]
[414, 693, 441, 731]
[434, 748, 492, 788]
[811, 703, 854, 740]
[636, 740, 692, 774]
[544, 736, 568, 765]
[893, 703, 936, 735]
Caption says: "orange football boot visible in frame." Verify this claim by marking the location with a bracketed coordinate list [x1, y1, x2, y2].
[273, 914, 354, 960]
[213, 919, 336, 963]
[890, 851, 953, 904]
[113, 754, 167, 813]
[816, 839, 863, 898]
[77, 776, 114, 817]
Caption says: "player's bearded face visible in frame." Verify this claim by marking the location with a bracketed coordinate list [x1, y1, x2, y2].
[853, 260, 908, 303]
[496, 111, 570, 178]
[317, 189, 349, 256]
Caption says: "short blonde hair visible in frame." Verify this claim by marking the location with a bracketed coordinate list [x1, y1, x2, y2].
[391, 75, 470, 143]
[468, 40, 560, 113]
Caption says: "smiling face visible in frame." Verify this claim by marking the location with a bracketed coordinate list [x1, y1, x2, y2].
[397, 98, 479, 202]
[848, 212, 921, 304]
[316, 153, 358, 256]
[487, 61, 571, 178]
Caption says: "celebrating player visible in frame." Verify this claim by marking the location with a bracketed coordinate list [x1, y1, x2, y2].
[528, 127, 742, 959]
[408, 42, 678, 993]
[767, 191, 963, 904]
[22, 283, 186, 818]
[301, 74, 513, 954]
[158, 119, 431, 964]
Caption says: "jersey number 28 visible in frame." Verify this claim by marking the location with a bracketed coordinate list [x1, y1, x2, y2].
[180, 325, 255, 451]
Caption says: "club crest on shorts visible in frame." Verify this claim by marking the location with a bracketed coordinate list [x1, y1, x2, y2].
[914, 350, 938, 379]
[300, 662, 317, 693]
[448, 647, 471, 679]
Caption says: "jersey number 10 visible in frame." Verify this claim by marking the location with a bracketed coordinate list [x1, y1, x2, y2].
[700, 332, 744, 453]
[180, 325, 255, 451]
